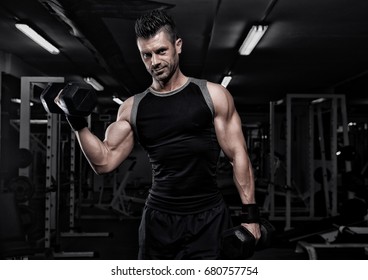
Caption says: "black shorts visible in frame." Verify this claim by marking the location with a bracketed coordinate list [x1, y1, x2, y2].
[138, 201, 232, 259]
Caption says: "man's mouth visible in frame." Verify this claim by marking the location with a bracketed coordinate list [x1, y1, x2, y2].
[153, 67, 165, 74]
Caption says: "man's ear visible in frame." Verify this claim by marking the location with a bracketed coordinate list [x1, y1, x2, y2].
[176, 38, 182, 54]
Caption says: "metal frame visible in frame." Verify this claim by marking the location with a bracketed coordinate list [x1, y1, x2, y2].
[308, 103, 315, 217]
[0, 71, 2, 191]
[69, 132, 76, 230]
[19, 77, 101, 257]
[295, 241, 368, 260]
[269, 94, 349, 230]
[45, 112, 59, 248]
[268, 101, 276, 220]
[19, 77, 64, 177]
[60, 131, 110, 239]
[18, 77, 64, 249]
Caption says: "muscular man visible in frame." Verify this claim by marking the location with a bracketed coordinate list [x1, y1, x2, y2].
[63, 9, 260, 259]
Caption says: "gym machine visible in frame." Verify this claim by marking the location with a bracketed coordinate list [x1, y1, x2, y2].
[0, 71, 3, 192]
[61, 131, 110, 237]
[109, 159, 147, 217]
[266, 94, 350, 230]
[17, 77, 64, 253]
[293, 222, 368, 259]
[88, 155, 147, 218]
[17, 77, 110, 258]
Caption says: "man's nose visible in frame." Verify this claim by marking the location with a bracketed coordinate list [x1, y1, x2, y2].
[151, 54, 160, 67]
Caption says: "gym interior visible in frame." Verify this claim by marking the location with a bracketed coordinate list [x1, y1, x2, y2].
[1, 0, 368, 260]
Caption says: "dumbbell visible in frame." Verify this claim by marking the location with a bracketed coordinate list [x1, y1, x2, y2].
[40, 82, 97, 116]
[220, 218, 275, 259]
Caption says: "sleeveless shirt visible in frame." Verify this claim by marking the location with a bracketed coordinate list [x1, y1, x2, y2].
[130, 77, 223, 214]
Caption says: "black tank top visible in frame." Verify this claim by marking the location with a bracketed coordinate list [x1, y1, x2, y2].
[130, 77, 223, 214]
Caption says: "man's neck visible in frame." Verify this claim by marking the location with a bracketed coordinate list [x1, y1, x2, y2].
[151, 71, 187, 93]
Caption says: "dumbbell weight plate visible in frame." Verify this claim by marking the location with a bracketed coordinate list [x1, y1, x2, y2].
[221, 225, 256, 259]
[17, 148, 33, 168]
[257, 218, 276, 250]
[59, 83, 97, 116]
[40, 83, 65, 114]
[7, 176, 35, 203]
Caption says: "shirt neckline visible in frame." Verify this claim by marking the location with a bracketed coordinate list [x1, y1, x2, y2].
[149, 77, 191, 97]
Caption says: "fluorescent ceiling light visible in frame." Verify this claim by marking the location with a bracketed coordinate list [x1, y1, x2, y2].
[221, 76, 232, 88]
[112, 96, 124, 105]
[15, 23, 60, 55]
[239, 25, 268, 56]
[275, 99, 284, 105]
[311, 98, 326, 104]
[84, 77, 104, 91]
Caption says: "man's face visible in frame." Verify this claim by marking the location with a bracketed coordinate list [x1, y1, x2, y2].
[137, 30, 182, 83]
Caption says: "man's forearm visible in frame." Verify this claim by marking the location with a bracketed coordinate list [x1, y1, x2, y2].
[232, 153, 256, 204]
[75, 128, 109, 173]
[74, 120, 134, 174]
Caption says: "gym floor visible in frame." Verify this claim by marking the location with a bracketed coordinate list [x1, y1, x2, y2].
[25, 204, 368, 260]
[2, 179, 367, 260]
[36, 214, 305, 260]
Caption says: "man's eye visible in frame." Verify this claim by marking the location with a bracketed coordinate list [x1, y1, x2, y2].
[143, 53, 151, 59]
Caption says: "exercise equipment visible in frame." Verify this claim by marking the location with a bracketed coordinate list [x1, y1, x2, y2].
[0, 193, 35, 259]
[17, 204, 38, 237]
[221, 226, 255, 259]
[19, 76, 65, 181]
[60, 131, 110, 241]
[36, 88, 101, 257]
[91, 157, 147, 217]
[258, 218, 276, 249]
[296, 241, 368, 259]
[40, 83, 65, 114]
[221, 218, 275, 259]
[12, 76, 104, 259]
[16, 148, 33, 168]
[336, 224, 368, 243]
[295, 222, 368, 259]
[40, 82, 97, 116]
[109, 160, 147, 216]
[267, 94, 350, 230]
[7, 176, 35, 203]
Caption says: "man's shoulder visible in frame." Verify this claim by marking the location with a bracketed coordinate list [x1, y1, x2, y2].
[188, 77, 221, 93]
[206, 80, 224, 92]
[205, 81, 234, 115]
[116, 96, 134, 122]
[131, 88, 150, 101]
[205, 81, 229, 102]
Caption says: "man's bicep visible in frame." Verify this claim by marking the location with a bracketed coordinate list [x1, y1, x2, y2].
[208, 83, 247, 157]
[214, 109, 246, 162]
[104, 120, 134, 152]
[108, 97, 135, 155]
[216, 111, 246, 153]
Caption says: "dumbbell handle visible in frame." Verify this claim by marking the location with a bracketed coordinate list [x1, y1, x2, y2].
[240, 204, 260, 223]
[66, 115, 88, 131]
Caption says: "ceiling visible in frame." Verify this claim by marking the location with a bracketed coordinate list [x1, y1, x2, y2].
[1, 0, 368, 115]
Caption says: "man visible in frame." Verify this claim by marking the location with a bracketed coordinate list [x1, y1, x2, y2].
[62, 9, 260, 259]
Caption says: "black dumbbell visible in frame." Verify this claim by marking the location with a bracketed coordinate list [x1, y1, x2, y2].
[257, 218, 276, 250]
[220, 218, 275, 259]
[40, 83, 65, 114]
[40, 82, 97, 116]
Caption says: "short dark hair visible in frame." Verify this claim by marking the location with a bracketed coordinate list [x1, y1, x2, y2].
[135, 9, 178, 43]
